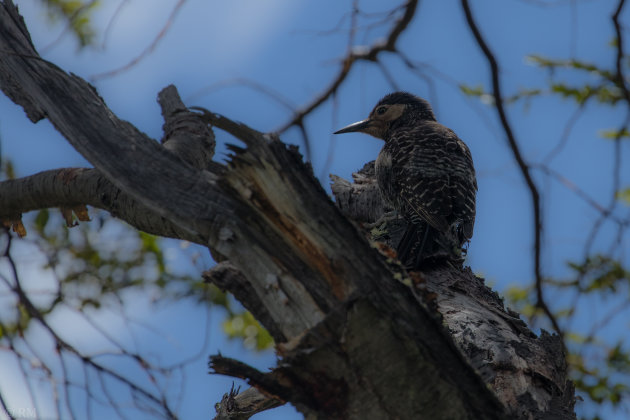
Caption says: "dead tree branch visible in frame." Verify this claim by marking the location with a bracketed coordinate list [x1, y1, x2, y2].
[276, 0, 418, 134]
[0, 167, 202, 242]
[212, 382, 281, 420]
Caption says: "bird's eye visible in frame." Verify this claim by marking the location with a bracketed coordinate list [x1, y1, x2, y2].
[376, 106, 387, 115]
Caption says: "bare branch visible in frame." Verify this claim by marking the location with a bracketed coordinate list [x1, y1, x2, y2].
[575, 0, 630, 297]
[186, 78, 296, 112]
[276, 0, 418, 134]
[90, 0, 187, 81]
[102, 0, 131, 50]
[0, 382, 16, 420]
[534, 165, 620, 220]
[542, 101, 587, 164]
[460, 0, 561, 339]
[578, 0, 630, 264]
[613, 0, 629, 103]
[1, 229, 178, 418]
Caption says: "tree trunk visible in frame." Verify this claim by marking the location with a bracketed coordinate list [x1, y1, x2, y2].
[0, 1, 574, 419]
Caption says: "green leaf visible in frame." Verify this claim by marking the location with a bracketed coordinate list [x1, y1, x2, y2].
[550, 83, 595, 105]
[526, 55, 616, 81]
[459, 84, 485, 97]
[617, 188, 630, 205]
[222, 311, 273, 351]
[505, 88, 542, 105]
[2, 160, 16, 179]
[139, 231, 165, 272]
[34, 209, 50, 234]
[595, 86, 623, 105]
[568, 255, 630, 293]
[599, 129, 630, 140]
[566, 332, 586, 344]
[505, 285, 529, 303]
[41, 0, 99, 47]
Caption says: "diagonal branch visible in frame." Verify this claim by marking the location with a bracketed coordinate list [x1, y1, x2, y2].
[613, 0, 629, 104]
[580, 0, 630, 266]
[460, 0, 562, 339]
[577, 0, 630, 284]
[276, 0, 418, 134]
[90, 0, 188, 81]
[1, 229, 177, 419]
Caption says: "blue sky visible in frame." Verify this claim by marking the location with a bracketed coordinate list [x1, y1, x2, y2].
[1, 0, 629, 419]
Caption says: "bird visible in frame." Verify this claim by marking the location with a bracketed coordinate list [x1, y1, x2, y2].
[334, 91, 477, 268]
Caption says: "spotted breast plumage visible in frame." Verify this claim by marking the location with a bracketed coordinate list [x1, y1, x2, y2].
[335, 91, 477, 268]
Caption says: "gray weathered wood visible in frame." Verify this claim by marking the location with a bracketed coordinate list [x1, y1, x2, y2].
[331, 163, 576, 420]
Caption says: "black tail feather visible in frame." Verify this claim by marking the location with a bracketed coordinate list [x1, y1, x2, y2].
[396, 222, 463, 270]
[396, 223, 433, 269]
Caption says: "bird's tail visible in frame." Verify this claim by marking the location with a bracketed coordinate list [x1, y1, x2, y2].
[396, 223, 434, 269]
[396, 223, 463, 270]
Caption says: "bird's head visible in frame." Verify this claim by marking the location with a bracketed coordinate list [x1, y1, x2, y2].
[334, 92, 436, 140]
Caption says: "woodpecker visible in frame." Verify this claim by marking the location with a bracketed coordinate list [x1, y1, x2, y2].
[334, 92, 477, 267]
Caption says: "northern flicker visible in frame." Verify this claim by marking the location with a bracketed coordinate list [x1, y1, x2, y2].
[334, 91, 477, 268]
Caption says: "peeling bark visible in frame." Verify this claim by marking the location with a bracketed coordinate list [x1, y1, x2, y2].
[331, 164, 576, 420]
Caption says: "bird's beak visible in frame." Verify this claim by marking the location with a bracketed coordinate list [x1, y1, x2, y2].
[333, 119, 372, 134]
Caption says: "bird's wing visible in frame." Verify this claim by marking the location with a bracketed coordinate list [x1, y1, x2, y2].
[388, 127, 451, 233]
[400, 182, 451, 233]
[446, 130, 477, 240]
[390, 123, 476, 236]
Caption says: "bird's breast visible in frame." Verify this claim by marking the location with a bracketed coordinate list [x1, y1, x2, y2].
[375, 149, 396, 206]
[375, 149, 393, 171]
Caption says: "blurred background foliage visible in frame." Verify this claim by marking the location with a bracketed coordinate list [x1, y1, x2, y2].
[41, 0, 98, 47]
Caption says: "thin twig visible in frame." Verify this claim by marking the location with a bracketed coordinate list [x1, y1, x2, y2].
[40, 0, 99, 54]
[0, 384, 16, 420]
[0, 232, 178, 419]
[581, 0, 630, 262]
[613, 0, 629, 103]
[377, 60, 400, 90]
[534, 165, 618, 220]
[102, 0, 131, 50]
[186, 78, 296, 111]
[398, 52, 501, 139]
[542, 101, 586, 164]
[90, 0, 187, 81]
[562, 0, 630, 337]
[276, 0, 419, 134]
[320, 91, 340, 180]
